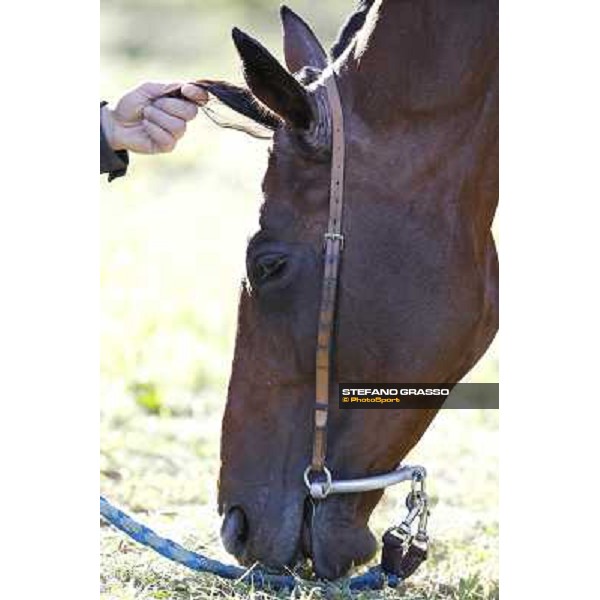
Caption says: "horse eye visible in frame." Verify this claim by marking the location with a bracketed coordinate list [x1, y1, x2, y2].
[251, 254, 288, 286]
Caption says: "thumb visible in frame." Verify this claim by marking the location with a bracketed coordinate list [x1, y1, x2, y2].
[181, 83, 209, 105]
[138, 81, 183, 100]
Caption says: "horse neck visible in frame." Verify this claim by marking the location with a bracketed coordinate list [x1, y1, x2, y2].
[338, 0, 498, 120]
[336, 0, 498, 238]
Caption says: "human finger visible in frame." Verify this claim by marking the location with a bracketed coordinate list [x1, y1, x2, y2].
[143, 119, 176, 153]
[138, 81, 182, 100]
[143, 105, 187, 139]
[152, 97, 199, 121]
[181, 83, 209, 106]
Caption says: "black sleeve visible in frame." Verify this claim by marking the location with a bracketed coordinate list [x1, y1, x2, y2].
[100, 101, 129, 181]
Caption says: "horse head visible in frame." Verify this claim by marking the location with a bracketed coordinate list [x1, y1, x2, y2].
[203, 1, 498, 579]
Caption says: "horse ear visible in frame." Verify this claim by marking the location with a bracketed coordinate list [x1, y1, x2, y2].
[280, 5, 328, 73]
[232, 27, 314, 130]
[190, 80, 281, 131]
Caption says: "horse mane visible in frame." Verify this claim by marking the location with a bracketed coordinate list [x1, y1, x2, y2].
[330, 0, 375, 59]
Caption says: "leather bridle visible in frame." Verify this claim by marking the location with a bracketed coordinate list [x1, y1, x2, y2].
[302, 72, 426, 501]
[164, 72, 430, 578]
[302, 73, 430, 579]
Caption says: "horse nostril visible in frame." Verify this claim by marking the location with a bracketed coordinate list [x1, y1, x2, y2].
[221, 506, 249, 556]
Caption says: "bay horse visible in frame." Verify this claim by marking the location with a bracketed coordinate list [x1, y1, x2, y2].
[204, 0, 498, 579]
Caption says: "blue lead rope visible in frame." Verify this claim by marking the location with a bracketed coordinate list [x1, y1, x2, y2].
[100, 496, 399, 591]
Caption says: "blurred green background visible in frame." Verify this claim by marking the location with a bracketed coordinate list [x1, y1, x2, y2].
[101, 1, 498, 598]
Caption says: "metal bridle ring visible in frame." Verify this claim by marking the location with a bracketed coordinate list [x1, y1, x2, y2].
[304, 465, 333, 500]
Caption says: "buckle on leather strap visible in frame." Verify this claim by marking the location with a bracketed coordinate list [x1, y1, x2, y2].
[324, 232, 344, 251]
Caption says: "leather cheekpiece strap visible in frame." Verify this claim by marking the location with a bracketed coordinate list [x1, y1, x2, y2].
[310, 73, 345, 473]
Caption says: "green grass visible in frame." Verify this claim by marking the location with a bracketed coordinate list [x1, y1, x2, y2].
[101, 401, 498, 600]
[101, 2, 498, 598]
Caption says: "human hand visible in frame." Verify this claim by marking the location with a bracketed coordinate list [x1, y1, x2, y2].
[101, 82, 208, 154]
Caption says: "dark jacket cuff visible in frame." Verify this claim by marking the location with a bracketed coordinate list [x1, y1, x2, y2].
[100, 102, 129, 181]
